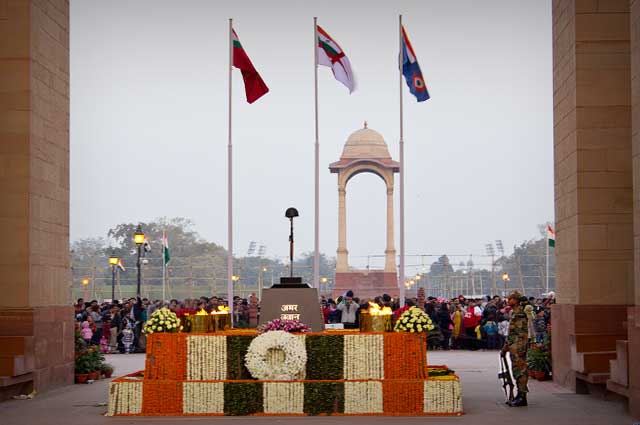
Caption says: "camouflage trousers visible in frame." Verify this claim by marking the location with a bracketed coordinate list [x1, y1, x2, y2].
[509, 350, 529, 394]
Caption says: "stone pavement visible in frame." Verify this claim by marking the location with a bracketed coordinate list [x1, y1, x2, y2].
[0, 350, 634, 425]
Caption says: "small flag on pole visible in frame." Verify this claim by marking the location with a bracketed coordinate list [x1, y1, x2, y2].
[317, 25, 356, 93]
[547, 225, 555, 247]
[162, 230, 171, 265]
[117, 259, 126, 272]
[232, 29, 269, 103]
[401, 26, 429, 102]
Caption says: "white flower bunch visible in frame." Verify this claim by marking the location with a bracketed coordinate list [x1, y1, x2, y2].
[245, 331, 307, 380]
[143, 308, 183, 334]
[394, 307, 435, 333]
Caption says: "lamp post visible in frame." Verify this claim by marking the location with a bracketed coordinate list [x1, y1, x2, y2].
[82, 277, 89, 301]
[109, 250, 119, 301]
[259, 267, 267, 300]
[134, 225, 145, 296]
[232, 274, 240, 298]
[502, 273, 510, 297]
[321, 277, 328, 296]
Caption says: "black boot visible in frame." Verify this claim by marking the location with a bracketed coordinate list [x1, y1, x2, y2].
[507, 392, 528, 407]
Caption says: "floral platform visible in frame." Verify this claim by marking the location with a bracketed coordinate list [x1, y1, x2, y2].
[107, 331, 463, 416]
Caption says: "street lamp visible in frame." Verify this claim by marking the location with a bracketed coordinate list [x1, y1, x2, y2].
[501, 273, 510, 296]
[134, 225, 145, 296]
[82, 277, 89, 300]
[259, 267, 268, 300]
[109, 250, 119, 301]
[321, 277, 328, 295]
[232, 275, 240, 298]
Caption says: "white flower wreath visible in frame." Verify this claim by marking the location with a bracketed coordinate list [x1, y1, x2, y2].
[245, 331, 307, 380]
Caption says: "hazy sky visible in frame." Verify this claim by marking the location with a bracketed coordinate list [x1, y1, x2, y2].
[70, 0, 553, 273]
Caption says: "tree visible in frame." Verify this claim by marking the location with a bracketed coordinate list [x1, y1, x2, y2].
[71, 217, 338, 301]
[429, 255, 454, 276]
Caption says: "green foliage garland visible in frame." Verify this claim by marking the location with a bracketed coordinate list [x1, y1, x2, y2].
[305, 335, 344, 380]
[226, 335, 254, 379]
[427, 367, 455, 377]
[303, 382, 344, 415]
[224, 382, 263, 415]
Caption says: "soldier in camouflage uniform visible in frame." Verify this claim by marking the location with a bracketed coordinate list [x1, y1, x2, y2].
[501, 291, 529, 407]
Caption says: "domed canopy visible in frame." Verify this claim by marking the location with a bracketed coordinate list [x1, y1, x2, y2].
[340, 122, 392, 159]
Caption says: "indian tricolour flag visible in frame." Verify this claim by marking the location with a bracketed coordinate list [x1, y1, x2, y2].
[547, 224, 555, 247]
[317, 25, 356, 93]
[162, 230, 170, 265]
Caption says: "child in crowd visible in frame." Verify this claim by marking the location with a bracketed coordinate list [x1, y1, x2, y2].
[483, 319, 499, 349]
[534, 307, 547, 343]
[80, 321, 92, 345]
[122, 323, 134, 354]
[99, 335, 109, 354]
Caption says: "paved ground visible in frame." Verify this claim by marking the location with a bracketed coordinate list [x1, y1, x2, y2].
[0, 350, 635, 425]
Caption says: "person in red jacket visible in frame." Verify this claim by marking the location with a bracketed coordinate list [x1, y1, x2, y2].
[463, 300, 482, 350]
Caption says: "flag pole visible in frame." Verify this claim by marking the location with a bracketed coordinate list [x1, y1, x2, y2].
[398, 14, 406, 305]
[313, 17, 320, 289]
[227, 18, 234, 326]
[546, 223, 550, 294]
[162, 229, 166, 302]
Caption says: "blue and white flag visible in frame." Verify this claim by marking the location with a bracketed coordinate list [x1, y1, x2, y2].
[401, 26, 430, 102]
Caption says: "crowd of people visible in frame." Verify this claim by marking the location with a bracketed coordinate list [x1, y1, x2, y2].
[320, 290, 555, 351]
[74, 296, 243, 353]
[73, 290, 555, 354]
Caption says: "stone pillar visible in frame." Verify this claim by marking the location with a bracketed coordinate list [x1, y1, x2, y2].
[630, 0, 640, 417]
[336, 186, 348, 272]
[384, 185, 396, 273]
[0, 0, 73, 393]
[552, 0, 633, 392]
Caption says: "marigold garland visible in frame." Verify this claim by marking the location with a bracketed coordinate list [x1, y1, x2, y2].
[142, 380, 183, 415]
[145, 333, 187, 380]
[383, 380, 423, 414]
[383, 332, 428, 379]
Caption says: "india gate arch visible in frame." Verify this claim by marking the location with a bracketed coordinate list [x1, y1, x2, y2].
[1, 2, 640, 419]
[329, 124, 400, 299]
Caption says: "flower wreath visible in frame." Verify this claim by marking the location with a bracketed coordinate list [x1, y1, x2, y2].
[245, 330, 307, 380]
[394, 306, 435, 333]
